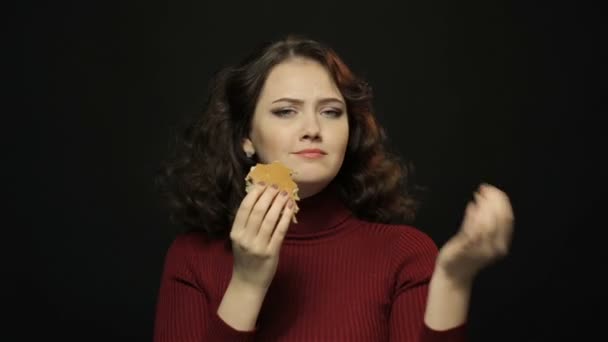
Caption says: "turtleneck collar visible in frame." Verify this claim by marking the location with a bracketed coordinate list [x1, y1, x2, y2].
[285, 182, 353, 240]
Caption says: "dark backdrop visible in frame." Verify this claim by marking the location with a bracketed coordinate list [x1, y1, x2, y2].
[13, 0, 605, 341]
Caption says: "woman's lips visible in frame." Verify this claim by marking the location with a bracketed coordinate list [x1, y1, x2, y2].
[295, 152, 325, 159]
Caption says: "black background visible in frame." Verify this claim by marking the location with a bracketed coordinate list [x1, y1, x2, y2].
[13, 0, 605, 341]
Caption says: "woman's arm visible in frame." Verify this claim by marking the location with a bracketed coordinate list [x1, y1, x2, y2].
[155, 183, 295, 341]
[388, 227, 469, 341]
[423, 267, 472, 330]
[216, 276, 268, 331]
[424, 183, 514, 331]
[388, 184, 513, 341]
[153, 235, 256, 342]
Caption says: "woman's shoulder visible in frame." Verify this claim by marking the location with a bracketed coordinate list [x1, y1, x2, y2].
[346, 219, 438, 280]
[163, 231, 228, 260]
[351, 217, 439, 255]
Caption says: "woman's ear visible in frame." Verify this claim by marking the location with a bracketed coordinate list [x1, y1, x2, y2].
[242, 138, 255, 157]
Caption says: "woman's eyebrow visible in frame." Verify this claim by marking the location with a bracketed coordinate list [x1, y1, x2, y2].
[271, 97, 345, 106]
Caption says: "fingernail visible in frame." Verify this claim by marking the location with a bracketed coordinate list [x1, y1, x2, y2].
[287, 200, 293, 208]
[271, 184, 279, 189]
[280, 190, 288, 196]
[258, 181, 266, 186]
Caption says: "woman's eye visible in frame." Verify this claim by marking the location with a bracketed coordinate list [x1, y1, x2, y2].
[273, 109, 296, 117]
[272, 108, 343, 117]
[323, 109, 343, 117]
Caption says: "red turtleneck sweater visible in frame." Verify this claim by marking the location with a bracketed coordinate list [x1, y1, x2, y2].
[153, 185, 467, 341]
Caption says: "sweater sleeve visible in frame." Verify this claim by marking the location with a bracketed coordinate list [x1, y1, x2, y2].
[388, 228, 467, 342]
[153, 234, 255, 342]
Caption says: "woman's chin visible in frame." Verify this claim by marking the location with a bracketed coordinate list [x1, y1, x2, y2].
[294, 179, 333, 196]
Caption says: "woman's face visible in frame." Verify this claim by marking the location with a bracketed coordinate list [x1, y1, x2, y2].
[243, 57, 349, 199]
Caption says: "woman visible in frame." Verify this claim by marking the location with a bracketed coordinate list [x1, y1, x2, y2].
[153, 34, 514, 341]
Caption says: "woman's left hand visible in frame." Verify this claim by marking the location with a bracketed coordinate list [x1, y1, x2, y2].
[436, 183, 515, 282]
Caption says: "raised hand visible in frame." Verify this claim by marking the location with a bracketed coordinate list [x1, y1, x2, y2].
[436, 183, 515, 281]
[229, 182, 295, 290]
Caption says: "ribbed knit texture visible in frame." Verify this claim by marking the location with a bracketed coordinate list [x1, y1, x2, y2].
[154, 184, 467, 341]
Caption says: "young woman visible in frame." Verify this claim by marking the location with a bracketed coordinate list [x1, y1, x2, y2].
[153, 34, 514, 341]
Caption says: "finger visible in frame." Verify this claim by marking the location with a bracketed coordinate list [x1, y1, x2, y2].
[255, 189, 290, 245]
[477, 214, 509, 261]
[268, 199, 295, 254]
[231, 182, 268, 236]
[481, 184, 514, 222]
[474, 191, 497, 229]
[480, 185, 514, 254]
[477, 191, 503, 249]
[483, 190, 514, 255]
[495, 217, 515, 256]
[461, 201, 478, 235]
[469, 191, 503, 262]
[479, 185, 505, 228]
[243, 184, 281, 240]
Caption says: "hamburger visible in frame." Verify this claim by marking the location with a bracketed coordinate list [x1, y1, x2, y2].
[245, 160, 300, 223]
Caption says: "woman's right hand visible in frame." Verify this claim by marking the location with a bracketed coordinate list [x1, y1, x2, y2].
[229, 181, 295, 291]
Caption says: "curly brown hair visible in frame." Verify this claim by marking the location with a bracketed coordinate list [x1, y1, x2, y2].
[155, 34, 427, 239]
